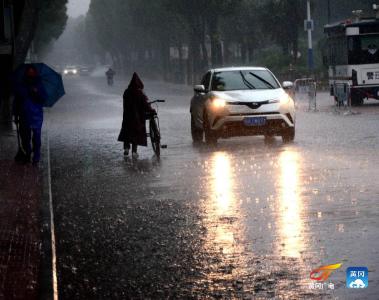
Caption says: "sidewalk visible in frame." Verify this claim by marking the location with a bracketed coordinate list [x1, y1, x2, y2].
[0, 124, 42, 300]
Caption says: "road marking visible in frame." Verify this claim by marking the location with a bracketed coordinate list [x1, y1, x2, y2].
[47, 126, 59, 300]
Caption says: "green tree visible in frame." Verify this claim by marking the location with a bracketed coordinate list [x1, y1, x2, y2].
[261, 0, 306, 64]
[34, 0, 68, 56]
[83, 0, 376, 86]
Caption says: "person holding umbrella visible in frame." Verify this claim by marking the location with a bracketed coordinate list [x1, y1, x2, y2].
[12, 63, 65, 165]
[13, 66, 47, 165]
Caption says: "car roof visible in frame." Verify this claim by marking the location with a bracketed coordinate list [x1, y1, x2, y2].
[211, 66, 268, 72]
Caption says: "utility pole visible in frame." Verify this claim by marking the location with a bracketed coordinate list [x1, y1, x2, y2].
[305, 0, 314, 74]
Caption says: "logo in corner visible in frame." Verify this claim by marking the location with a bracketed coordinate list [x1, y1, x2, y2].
[310, 263, 342, 281]
[346, 267, 368, 289]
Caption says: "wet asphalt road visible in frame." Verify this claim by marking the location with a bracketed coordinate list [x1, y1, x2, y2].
[47, 76, 379, 299]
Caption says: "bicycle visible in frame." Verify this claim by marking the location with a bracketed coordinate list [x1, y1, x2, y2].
[147, 99, 166, 157]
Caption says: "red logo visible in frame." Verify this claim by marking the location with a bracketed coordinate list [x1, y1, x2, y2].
[310, 263, 342, 281]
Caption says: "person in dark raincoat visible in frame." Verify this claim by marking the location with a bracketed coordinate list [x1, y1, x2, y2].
[118, 73, 155, 157]
[13, 66, 47, 165]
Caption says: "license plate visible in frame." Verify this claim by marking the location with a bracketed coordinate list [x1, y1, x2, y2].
[243, 117, 266, 126]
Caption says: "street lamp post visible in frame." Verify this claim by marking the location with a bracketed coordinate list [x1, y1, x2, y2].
[306, 0, 314, 74]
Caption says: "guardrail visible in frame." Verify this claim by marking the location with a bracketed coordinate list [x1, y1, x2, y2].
[294, 78, 317, 111]
[333, 82, 353, 115]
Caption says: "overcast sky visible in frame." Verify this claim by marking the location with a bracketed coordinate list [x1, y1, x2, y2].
[67, 0, 91, 18]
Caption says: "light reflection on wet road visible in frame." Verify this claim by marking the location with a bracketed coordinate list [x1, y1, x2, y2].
[277, 150, 304, 258]
[48, 76, 379, 299]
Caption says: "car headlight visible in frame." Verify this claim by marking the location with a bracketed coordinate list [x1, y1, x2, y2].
[269, 95, 292, 105]
[73, 69, 77, 74]
[280, 94, 291, 104]
[212, 98, 226, 108]
[64, 70, 68, 74]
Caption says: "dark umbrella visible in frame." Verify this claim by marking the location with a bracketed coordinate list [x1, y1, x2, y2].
[13, 63, 65, 107]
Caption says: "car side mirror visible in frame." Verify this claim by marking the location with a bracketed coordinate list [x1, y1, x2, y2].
[194, 85, 206, 93]
[282, 81, 294, 90]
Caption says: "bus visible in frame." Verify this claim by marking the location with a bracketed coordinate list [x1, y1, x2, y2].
[324, 7, 379, 106]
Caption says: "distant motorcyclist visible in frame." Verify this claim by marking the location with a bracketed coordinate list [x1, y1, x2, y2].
[106, 68, 115, 86]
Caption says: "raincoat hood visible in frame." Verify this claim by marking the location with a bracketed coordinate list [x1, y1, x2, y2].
[128, 72, 144, 90]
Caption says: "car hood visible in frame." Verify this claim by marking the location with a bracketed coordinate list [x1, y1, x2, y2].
[211, 89, 286, 103]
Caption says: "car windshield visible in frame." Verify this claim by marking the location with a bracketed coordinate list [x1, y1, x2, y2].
[211, 70, 280, 91]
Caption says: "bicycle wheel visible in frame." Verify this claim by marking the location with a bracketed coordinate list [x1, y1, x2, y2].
[149, 117, 161, 157]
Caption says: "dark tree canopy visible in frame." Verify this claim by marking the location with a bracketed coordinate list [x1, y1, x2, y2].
[80, 0, 376, 83]
[34, 0, 68, 54]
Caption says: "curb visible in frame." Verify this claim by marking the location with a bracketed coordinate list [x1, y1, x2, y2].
[38, 126, 55, 300]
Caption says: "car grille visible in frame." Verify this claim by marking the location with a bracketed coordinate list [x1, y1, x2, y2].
[227, 101, 269, 110]
[228, 112, 280, 116]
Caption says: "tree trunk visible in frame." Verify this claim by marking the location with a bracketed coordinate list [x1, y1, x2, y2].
[291, 28, 299, 64]
[223, 39, 231, 65]
[241, 42, 247, 64]
[247, 43, 254, 64]
[208, 16, 222, 67]
[188, 33, 201, 84]
[187, 43, 193, 85]
[178, 43, 185, 84]
[160, 40, 170, 81]
[200, 17, 209, 70]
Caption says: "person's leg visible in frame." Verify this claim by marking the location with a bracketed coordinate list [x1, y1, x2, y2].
[132, 144, 137, 153]
[32, 127, 42, 163]
[124, 142, 130, 155]
[18, 121, 32, 162]
[15, 121, 26, 162]
[131, 144, 138, 158]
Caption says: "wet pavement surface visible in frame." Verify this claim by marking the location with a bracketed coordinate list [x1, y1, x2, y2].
[47, 76, 379, 299]
[0, 129, 42, 300]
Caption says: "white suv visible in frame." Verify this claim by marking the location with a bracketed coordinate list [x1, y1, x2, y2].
[190, 67, 295, 144]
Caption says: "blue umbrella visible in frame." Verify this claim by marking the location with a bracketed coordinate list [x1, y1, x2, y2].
[13, 63, 65, 107]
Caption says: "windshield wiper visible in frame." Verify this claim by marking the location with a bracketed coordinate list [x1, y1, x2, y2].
[239, 71, 256, 89]
[248, 72, 275, 89]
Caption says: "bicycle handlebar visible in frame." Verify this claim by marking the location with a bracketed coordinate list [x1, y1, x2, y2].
[149, 99, 166, 104]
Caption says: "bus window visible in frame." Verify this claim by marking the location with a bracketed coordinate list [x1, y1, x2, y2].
[348, 35, 379, 65]
[361, 35, 379, 53]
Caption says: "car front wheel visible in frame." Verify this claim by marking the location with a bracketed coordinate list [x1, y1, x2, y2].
[203, 111, 218, 145]
[282, 127, 295, 143]
[191, 114, 203, 143]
